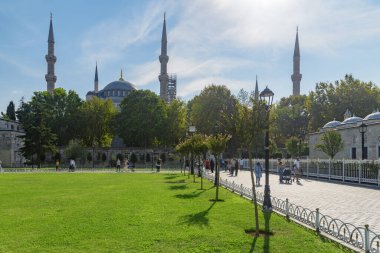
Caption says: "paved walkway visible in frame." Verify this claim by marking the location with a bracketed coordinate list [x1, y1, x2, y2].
[216, 170, 380, 234]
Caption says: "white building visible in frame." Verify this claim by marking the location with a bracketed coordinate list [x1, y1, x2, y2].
[0, 119, 24, 166]
[309, 109, 380, 160]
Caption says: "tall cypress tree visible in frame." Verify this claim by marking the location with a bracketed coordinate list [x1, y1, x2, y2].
[6, 101, 16, 120]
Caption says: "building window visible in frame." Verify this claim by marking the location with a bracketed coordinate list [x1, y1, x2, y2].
[363, 147, 368, 159]
[351, 147, 356, 159]
[11, 125, 14, 130]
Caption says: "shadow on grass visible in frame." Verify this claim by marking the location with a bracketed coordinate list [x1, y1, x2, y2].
[164, 175, 178, 180]
[169, 185, 188, 190]
[178, 202, 216, 227]
[165, 179, 186, 184]
[284, 216, 354, 253]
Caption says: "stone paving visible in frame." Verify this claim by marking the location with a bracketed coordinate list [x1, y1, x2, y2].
[216, 170, 380, 234]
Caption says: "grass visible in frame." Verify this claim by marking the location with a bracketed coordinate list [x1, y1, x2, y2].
[0, 173, 352, 253]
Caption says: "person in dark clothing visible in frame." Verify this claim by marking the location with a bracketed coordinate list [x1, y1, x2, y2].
[234, 159, 239, 176]
[210, 159, 215, 173]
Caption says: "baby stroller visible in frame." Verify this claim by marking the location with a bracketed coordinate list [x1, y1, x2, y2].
[282, 168, 292, 184]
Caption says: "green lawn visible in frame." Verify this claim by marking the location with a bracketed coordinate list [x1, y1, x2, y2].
[0, 173, 351, 253]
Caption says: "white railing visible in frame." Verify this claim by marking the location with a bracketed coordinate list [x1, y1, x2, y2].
[203, 172, 380, 253]
[240, 159, 380, 187]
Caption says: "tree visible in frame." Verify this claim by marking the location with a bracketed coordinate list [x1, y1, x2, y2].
[189, 85, 238, 136]
[16, 94, 57, 167]
[78, 97, 117, 167]
[315, 131, 344, 159]
[285, 137, 299, 158]
[6, 101, 16, 120]
[234, 99, 265, 237]
[207, 134, 231, 201]
[306, 75, 380, 131]
[116, 90, 167, 147]
[65, 140, 85, 161]
[164, 99, 187, 147]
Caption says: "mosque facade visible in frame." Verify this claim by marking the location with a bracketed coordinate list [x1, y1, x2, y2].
[309, 109, 380, 160]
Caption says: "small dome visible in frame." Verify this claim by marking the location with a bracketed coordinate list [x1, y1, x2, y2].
[86, 91, 95, 96]
[323, 120, 343, 129]
[342, 116, 363, 124]
[364, 111, 380, 121]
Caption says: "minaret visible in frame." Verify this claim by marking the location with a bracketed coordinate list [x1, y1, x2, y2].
[291, 27, 302, 96]
[254, 75, 259, 101]
[158, 13, 169, 102]
[94, 62, 99, 93]
[45, 13, 57, 94]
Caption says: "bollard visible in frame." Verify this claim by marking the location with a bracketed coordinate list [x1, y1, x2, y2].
[232, 181, 235, 192]
[285, 198, 289, 219]
[315, 208, 320, 233]
[240, 184, 243, 196]
[364, 224, 370, 253]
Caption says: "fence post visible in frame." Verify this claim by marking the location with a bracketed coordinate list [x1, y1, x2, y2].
[342, 159, 345, 182]
[285, 198, 289, 219]
[328, 161, 331, 181]
[306, 158, 309, 177]
[317, 160, 320, 178]
[240, 184, 243, 196]
[364, 224, 370, 253]
[359, 162, 362, 184]
[315, 208, 320, 233]
[378, 168, 380, 187]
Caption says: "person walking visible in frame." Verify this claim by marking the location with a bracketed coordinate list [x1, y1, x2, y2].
[69, 159, 76, 172]
[55, 160, 59, 171]
[116, 158, 121, 172]
[238, 158, 244, 176]
[234, 159, 239, 176]
[294, 157, 301, 182]
[254, 162, 263, 186]
[210, 159, 215, 173]
[156, 159, 161, 172]
[278, 161, 284, 183]
[230, 159, 234, 176]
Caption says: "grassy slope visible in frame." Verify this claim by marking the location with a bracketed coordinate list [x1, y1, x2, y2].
[0, 173, 351, 253]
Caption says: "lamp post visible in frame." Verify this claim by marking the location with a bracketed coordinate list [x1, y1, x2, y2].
[259, 86, 274, 213]
[359, 122, 367, 160]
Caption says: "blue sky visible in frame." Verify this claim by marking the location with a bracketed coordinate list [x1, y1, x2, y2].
[1, 0, 380, 112]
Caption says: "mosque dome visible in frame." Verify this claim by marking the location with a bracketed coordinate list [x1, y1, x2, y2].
[86, 91, 95, 96]
[97, 70, 137, 106]
[364, 111, 380, 121]
[323, 120, 343, 129]
[342, 116, 363, 124]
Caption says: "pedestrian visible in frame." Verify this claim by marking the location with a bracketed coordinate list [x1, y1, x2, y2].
[0, 160, 3, 172]
[125, 159, 129, 170]
[116, 158, 121, 172]
[278, 161, 284, 183]
[210, 159, 215, 173]
[55, 160, 59, 171]
[205, 159, 210, 171]
[221, 159, 226, 172]
[69, 159, 76, 172]
[238, 158, 244, 175]
[227, 159, 232, 173]
[254, 162, 263, 186]
[294, 157, 301, 182]
[156, 159, 161, 172]
[185, 159, 190, 173]
[230, 159, 234, 176]
[234, 159, 239, 176]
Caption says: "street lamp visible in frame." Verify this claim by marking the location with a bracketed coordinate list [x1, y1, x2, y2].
[359, 122, 367, 160]
[259, 86, 274, 213]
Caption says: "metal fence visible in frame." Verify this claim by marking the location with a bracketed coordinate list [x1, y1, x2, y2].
[240, 159, 380, 187]
[203, 172, 380, 253]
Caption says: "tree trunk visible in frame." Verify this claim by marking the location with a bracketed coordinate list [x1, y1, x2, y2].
[215, 154, 219, 201]
[249, 151, 260, 237]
